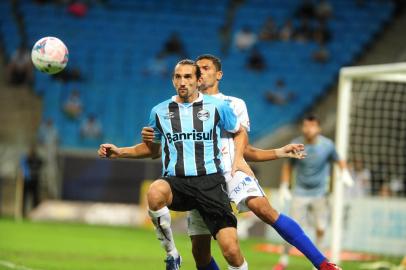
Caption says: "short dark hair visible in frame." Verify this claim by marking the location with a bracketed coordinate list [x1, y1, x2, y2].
[303, 114, 320, 124]
[196, 54, 222, 71]
[174, 59, 201, 79]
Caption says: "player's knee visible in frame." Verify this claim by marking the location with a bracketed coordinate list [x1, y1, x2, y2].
[221, 242, 243, 265]
[147, 180, 170, 210]
[221, 241, 244, 266]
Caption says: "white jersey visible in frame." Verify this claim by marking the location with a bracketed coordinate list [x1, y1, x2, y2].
[212, 93, 250, 174]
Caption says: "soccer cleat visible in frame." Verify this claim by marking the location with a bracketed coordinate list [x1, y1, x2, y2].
[273, 263, 287, 270]
[319, 260, 342, 270]
[164, 254, 182, 270]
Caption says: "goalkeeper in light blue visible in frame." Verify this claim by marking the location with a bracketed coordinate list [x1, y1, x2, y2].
[274, 115, 353, 270]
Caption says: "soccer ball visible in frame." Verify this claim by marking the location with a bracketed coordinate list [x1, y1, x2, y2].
[31, 37, 69, 74]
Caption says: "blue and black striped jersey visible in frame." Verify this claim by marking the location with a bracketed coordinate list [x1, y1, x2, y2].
[148, 93, 240, 177]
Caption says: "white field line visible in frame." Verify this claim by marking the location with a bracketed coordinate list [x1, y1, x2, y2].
[0, 260, 41, 270]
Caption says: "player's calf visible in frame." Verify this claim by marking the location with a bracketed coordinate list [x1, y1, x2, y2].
[191, 235, 213, 267]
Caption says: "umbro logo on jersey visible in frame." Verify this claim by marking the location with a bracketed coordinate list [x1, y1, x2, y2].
[164, 112, 175, 119]
[197, 109, 210, 121]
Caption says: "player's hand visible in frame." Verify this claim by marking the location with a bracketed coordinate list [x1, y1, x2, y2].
[98, 143, 121, 159]
[278, 182, 292, 207]
[340, 169, 354, 187]
[276, 144, 306, 159]
[141, 127, 155, 143]
[232, 158, 255, 177]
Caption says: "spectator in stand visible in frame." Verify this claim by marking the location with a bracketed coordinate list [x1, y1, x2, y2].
[20, 144, 43, 216]
[295, 0, 316, 20]
[37, 118, 59, 198]
[53, 67, 83, 83]
[219, 24, 232, 55]
[259, 17, 279, 41]
[265, 79, 295, 105]
[294, 18, 313, 43]
[67, 1, 88, 17]
[6, 44, 33, 86]
[312, 41, 330, 63]
[80, 114, 102, 140]
[246, 47, 266, 72]
[315, 0, 333, 22]
[313, 21, 332, 44]
[38, 118, 59, 148]
[279, 20, 294, 41]
[160, 32, 187, 58]
[143, 53, 169, 77]
[63, 89, 83, 120]
[234, 26, 257, 51]
[347, 159, 371, 198]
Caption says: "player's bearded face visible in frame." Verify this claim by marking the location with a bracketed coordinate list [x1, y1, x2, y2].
[197, 59, 222, 92]
[172, 64, 199, 100]
[302, 120, 321, 140]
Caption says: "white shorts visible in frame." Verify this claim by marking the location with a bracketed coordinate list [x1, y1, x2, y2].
[187, 171, 266, 236]
[226, 171, 266, 212]
[290, 195, 329, 231]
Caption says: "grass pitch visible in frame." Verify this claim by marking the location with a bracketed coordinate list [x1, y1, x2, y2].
[0, 218, 380, 269]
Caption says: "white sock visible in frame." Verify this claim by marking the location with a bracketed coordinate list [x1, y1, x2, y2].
[228, 259, 248, 270]
[148, 207, 178, 257]
[280, 254, 289, 266]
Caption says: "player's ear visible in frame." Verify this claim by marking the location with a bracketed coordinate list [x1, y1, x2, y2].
[197, 76, 203, 85]
[216, 70, 223, 81]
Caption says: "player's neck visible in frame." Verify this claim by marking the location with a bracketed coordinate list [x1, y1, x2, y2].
[305, 135, 318, 144]
[176, 91, 199, 103]
[201, 86, 220, 96]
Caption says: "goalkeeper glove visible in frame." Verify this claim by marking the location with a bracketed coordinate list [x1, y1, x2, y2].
[279, 182, 292, 207]
[340, 169, 354, 187]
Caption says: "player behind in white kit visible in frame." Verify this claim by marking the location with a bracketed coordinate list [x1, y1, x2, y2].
[99, 59, 251, 270]
[274, 115, 354, 270]
[142, 54, 342, 270]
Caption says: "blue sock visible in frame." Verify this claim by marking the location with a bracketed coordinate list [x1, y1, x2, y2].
[197, 257, 220, 270]
[272, 214, 326, 268]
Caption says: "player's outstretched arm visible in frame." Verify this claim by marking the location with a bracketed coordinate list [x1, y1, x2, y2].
[98, 142, 160, 159]
[244, 143, 306, 162]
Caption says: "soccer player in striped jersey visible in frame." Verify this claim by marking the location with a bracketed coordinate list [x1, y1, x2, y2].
[142, 55, 342, 270]
[98, 59, 251, 270]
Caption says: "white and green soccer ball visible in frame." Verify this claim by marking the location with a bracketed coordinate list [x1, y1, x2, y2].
[31, 37, 69, 74]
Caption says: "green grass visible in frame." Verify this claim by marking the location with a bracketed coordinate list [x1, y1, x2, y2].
[0, 218, 380, 270]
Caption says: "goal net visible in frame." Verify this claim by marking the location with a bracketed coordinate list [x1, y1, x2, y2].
[332, 63, 406, 264]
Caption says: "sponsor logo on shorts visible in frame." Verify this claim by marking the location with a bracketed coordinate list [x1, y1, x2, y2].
[231, 176, 255, 195]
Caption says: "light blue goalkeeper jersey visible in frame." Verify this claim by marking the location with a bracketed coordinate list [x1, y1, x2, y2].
[290, 135, 340, 196]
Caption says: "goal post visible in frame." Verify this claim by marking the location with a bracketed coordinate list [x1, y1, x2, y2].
[332, 63, 406, 263]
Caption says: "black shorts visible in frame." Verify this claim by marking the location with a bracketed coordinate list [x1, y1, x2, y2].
[162, 173, 236, 238]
